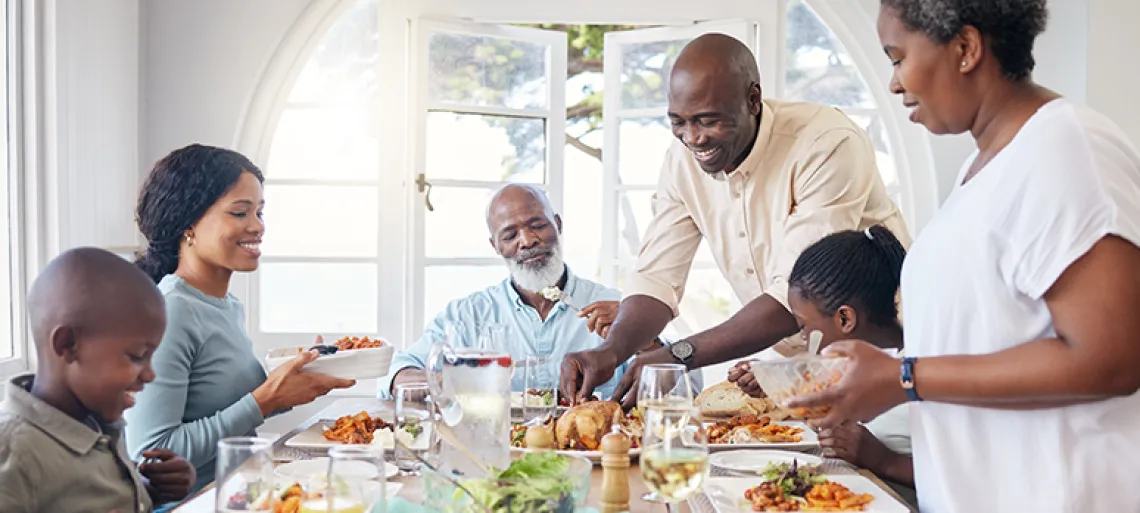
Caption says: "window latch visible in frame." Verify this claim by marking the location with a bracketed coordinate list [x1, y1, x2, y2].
[415, 173, 434, 212]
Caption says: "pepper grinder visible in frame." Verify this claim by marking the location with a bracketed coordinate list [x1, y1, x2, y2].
[601, 424, 631, 513]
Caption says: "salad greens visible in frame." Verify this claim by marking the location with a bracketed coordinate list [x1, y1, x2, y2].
[462, 452, 577, 512]
[760, 460, 826, 496]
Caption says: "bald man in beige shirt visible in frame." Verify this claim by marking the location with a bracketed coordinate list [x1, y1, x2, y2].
[560, 34, 910, 407]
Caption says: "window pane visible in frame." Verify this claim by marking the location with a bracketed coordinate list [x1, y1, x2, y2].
[848, 114, 901, 209]
[266, 106, 379, 181]
[287, 0, 379, 104]
[620, 39, 686, 110]
[562, 141, 604, 283]
[262, 185, 378, 258]
[428, 32, 547, 110]
[259, 263, 377, 333]
[425, 187, 498, 259]
[785, 0, 874, 109]
[618, 117, 671, 185]
[426, 112, 545, 183]
[423, 265, 507, 324]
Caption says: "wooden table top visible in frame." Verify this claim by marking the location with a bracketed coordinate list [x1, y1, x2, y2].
[174, 397, 912, 513]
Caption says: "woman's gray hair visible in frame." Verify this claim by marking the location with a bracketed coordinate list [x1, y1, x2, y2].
[881, 0, 1048, 82]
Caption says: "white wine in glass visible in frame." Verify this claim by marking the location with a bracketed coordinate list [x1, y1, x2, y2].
[639, 404, 709, 512]
[637, 363, 696, 503]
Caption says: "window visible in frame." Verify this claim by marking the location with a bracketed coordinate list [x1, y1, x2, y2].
[410, 21, 567, 332]
[254, 0, 382, 343]
[0, 0, 22, 378]
[785, 0, 903, 211]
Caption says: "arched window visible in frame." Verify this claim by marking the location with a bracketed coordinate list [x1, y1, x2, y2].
[239, 0, 933, 350]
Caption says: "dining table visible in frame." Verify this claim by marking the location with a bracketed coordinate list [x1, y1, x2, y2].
[172, 397, 915, 512]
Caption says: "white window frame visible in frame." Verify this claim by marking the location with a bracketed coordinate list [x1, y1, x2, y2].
[0, 0, 28, 379]
[407, 19, 567, 335]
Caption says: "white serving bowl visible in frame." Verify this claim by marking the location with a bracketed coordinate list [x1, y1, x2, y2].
[265, 344, 394, 380]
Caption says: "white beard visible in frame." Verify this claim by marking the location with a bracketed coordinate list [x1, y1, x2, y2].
[506, 244, 566, 293]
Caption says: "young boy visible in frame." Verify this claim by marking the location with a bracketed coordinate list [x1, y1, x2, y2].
[0, 247, 196, 512]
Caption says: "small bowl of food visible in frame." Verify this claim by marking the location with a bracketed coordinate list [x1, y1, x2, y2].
[748, 355, 847, 418]
[265, 336, 394, 381]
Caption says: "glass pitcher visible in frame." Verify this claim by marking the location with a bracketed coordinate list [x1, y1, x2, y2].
[426, 325, 513, 476]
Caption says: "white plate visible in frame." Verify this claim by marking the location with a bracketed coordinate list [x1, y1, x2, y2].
[284, 414, 435, 451]
[265, 345, 394, 381]
[705, 421, 820, 451]
[708, 449, 823, 474]
[510, 446, 642, 464]
[275, 457, 399, 481]
[703, 475, 909, 513]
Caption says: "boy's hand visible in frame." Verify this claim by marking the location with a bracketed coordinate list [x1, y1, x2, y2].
[139, 449, 196, 504]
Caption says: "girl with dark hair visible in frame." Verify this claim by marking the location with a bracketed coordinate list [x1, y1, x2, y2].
[786, 225, 913, 495]
[124, 144, 354, 501]
[790, 2, 1140, 512]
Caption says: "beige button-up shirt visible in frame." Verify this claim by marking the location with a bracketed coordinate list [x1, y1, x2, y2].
[627, 100, 911, 335]
[0, 374, 153, 513]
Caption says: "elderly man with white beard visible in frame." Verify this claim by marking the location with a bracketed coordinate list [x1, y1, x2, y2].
[381, 184, 667, 400]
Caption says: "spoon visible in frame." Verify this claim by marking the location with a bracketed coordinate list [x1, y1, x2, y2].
[808, 330, 823, 356]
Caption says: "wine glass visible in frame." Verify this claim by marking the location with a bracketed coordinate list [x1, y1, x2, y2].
[215, 437, 277, 511]
[639, 404, 709, 513]
[637, 363, 696, 503]
[300, 445, 388, 513]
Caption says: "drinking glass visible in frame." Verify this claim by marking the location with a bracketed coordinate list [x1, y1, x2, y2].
[639, 404, 709, 513]
[521, 355, 558, 422]
[393, 383, 437, 476]
[637, 363, 696, 503]
[215, 437, 277, 512]
[299, 445, 388, 513]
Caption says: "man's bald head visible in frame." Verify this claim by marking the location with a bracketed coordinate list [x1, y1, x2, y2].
[485, 184, 557, 233]
[673, 33, 761, 87]
[668, 34, 764, 174]
[28, 247, 166, 355]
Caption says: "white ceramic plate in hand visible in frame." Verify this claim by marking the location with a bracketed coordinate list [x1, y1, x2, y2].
[265, 345, 395, 381]
[708, 449, 823, 474]
[703, 475, 909, 512]
[704, 421, 820, 451]
[274, 457, 399, 481]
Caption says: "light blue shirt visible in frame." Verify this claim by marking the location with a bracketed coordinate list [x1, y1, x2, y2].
[380, 267, 630, 400]
[124, 275, 267, 498]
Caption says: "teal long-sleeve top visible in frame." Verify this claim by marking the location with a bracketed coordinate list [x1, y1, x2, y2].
[124, 275, 267, 495]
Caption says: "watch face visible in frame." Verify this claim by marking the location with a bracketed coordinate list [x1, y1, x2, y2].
[671, 340, 694, 361]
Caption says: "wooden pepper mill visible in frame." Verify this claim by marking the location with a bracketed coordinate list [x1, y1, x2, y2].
[601, 424, 631, 513]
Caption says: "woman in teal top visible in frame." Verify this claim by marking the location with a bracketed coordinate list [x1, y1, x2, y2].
[125, 144, 355, 505]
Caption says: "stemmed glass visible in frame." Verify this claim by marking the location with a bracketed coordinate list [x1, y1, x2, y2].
[637, 364, 696, 503]
[639, 403, 709, 513]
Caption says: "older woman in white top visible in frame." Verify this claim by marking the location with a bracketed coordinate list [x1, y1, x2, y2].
[790, 2, 1140, 513]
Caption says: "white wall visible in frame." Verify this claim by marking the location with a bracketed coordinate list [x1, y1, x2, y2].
[1087, 0, 1140, 146]
[140, 0, 314, 168]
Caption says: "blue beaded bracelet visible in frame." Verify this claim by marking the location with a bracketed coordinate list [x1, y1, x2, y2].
[900, 356, 922, 402]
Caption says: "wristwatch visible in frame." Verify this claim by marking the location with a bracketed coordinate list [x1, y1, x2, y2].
[669, 339, 695, 366]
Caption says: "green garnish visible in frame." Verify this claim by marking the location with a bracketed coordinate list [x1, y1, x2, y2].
[402, 422, 423, 439]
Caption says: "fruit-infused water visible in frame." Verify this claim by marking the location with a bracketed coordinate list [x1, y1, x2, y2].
[433, 349, 513, 476]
